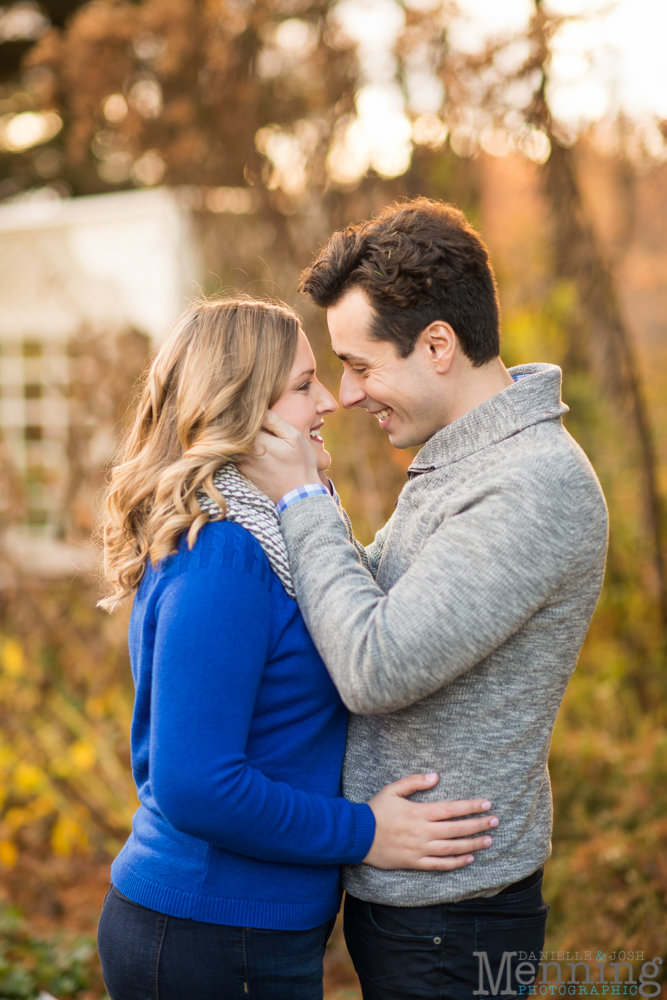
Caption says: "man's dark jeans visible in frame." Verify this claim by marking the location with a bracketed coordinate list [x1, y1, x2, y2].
[344, 870, 549, 1000]
[97, 884, 336, 1000]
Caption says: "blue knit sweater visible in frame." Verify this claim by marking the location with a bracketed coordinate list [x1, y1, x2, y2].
[111, 521, 376, 930]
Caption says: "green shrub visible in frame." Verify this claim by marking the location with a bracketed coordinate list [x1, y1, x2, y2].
[0, 903, 96, 999]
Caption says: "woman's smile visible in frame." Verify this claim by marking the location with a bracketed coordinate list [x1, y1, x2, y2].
[309, 421, 325, 444]
[272, 331, 338, 473]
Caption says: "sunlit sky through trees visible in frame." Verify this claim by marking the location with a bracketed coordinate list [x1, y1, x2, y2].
[451, 0, 667, 122]
[329, 0, 667, 184]
[1, 0, 666, 195]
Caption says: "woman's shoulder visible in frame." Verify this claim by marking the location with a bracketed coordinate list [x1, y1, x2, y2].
[155, 520, 278, 593]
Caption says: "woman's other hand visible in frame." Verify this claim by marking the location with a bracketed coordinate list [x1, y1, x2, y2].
[363, 772, 498, 871]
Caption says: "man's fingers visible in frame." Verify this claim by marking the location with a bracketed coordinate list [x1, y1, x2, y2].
[244, 429, 291, 460]
[262, 409, 301, 440]
[247, 431, 270, 457]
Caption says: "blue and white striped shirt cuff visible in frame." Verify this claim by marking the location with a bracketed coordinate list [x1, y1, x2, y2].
[276, 483, 330, 514]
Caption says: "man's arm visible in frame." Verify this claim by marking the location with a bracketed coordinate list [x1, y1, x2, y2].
[279, 481, 595, 715]
[364, 512, 393, 578]
[239, 410, 603, 715]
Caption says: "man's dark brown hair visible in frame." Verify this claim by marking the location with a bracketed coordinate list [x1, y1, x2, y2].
[298, 197, 500, 365]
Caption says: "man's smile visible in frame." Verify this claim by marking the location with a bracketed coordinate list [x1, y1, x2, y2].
[369, 406, 393, 429]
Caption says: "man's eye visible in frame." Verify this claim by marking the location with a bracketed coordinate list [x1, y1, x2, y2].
[351, 368, 367, 375]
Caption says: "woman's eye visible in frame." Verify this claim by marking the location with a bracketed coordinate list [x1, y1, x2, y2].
[297, 381, 312, 392]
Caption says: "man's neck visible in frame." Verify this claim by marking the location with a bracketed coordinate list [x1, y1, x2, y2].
[443, 356, 514, 427]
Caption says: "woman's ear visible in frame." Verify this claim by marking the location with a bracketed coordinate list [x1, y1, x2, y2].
[421, 321, 457, 374]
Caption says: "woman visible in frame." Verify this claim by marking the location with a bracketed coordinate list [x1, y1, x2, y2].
[96, 297, 496, 1000]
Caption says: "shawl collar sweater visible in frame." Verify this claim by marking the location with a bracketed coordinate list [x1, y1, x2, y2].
[279, 363, 608, 905]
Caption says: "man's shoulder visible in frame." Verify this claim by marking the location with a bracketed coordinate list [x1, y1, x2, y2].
[414, 419, 607, 539]
[506, 421, 606, 509]
[420, 419, 599, 491]
[461, 419, 602, 495]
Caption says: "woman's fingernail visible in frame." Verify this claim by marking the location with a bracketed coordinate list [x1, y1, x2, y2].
[489, 817, 499, 827]
[466, 856, 475, 863]
[481, 801, 491, 810]
[483, 837, 493, 846]
[425, 772, 438, 781]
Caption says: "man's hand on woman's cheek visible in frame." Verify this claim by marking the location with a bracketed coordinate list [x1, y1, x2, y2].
[238, 410, 320, 504]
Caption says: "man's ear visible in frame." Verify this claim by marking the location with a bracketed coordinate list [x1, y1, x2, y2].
[421, 321, 457, 374]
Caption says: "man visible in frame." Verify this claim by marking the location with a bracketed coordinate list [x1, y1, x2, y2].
[241, 197, 608, 999]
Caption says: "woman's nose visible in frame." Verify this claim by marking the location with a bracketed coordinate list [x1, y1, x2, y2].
[317, 382, 338, 414]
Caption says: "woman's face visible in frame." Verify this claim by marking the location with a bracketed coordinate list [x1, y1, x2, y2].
[272, 330, 338, 473]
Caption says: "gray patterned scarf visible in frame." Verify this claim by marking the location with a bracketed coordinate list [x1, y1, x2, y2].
[196, 463, 296, 600]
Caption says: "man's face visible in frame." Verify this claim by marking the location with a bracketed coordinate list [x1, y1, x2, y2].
[327, 287, 448, 449]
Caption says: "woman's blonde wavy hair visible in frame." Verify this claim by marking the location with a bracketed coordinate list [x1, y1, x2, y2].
[98, 296, 301, 612]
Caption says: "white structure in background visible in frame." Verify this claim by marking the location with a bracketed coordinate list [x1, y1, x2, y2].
[0, 188, 200, 575]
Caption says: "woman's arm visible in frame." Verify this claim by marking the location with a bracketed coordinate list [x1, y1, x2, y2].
[150, 561, 496, 869]
[150, 562, 374, 866]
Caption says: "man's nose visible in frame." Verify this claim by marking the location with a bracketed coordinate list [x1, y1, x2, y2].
[339, 370, 366, 409]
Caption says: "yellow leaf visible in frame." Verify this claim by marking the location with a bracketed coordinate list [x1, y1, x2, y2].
[51, 814, 87, 857]
[4, 807, 30, 832]
[86, 696, 106, 719]
[69, 740, 97, 771]
[1, 639, 24, 676]
[51, 756, 73, 778]
[14, 761, 45, 794]
[0, 840, 18, 868]
[29, 792, 58, 818]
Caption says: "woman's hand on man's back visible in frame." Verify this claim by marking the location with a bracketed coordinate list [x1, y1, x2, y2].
[363, 772, 498, 870]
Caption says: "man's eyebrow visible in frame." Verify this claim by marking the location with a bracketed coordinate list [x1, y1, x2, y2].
[332, 351, 369, 365]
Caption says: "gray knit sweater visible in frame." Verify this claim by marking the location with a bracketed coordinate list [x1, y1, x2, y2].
[280, 363, 608, 905]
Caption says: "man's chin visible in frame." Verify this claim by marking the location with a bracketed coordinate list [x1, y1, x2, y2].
[388, 427, 426, 450]
[386, 427, 410, 449]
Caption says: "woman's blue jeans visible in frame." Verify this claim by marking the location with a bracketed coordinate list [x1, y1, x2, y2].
[97, 884, 336, 1000]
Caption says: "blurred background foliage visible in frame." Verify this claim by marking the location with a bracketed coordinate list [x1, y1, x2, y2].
[0, 0, 666, 996]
